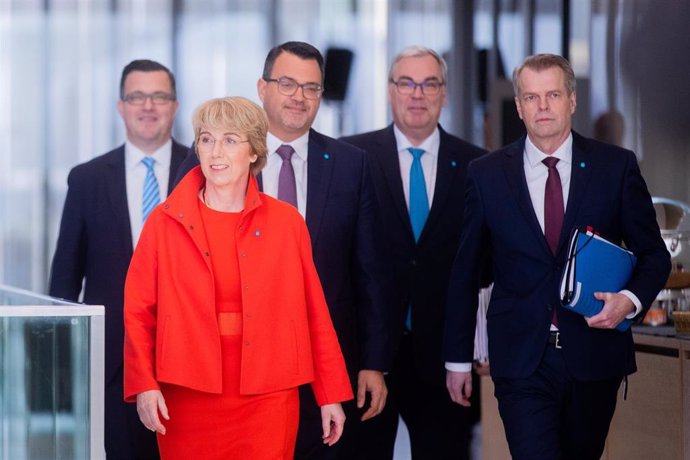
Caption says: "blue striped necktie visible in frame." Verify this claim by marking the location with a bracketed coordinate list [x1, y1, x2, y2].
[142, 156, 161, 223]
[408, 147, 429, 241]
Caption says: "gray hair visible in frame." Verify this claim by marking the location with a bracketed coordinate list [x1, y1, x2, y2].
[388, 46, 448, 83]
[512, 53, 576, 96]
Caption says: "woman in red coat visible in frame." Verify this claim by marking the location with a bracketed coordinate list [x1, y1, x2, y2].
[123, 96, 352, 459]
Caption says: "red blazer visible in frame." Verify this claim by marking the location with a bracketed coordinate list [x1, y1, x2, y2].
[124, 167, 352, 406]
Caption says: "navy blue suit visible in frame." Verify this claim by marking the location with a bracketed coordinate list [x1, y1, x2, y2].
[443, 132, 670, 459]
[341, 124, 485, 460]
[49, 141, 188, 460]
[174, 129, 389, 459]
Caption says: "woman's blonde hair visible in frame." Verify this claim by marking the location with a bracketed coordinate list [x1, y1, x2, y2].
[192, 96, 268, 175]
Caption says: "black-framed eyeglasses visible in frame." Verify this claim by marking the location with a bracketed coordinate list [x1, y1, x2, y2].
[122, 91, 176, 105]
[389, 78, 445, 96]
[264, 77, 324, 100]
[197, 134, 250, 153]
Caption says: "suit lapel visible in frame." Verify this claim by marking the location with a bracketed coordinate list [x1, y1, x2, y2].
[422, 127, 458, 243]
[502, 139, 553, 257]
[106, 146, 134, 254]
[305, 130, 335, 247]
[561, 133, 593, 253]
[167, 140, 189, 195]
[374, 125, 414, 237]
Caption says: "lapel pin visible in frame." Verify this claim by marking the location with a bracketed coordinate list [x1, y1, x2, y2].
[323, 153, 330, 160]
[580, 162, 586, 168]
[255, 230, 261, 237]
[451, 160, 457, 168]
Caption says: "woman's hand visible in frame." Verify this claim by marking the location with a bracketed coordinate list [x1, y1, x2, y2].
[136, 389, 169, 435]
[320, 403, 346, 446]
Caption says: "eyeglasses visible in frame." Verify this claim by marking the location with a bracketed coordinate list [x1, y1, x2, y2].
[197, 134, 250, 153]
[264, 77, 324, 100]
[122, 91, 176, 105]
[390, 78, 445, 96]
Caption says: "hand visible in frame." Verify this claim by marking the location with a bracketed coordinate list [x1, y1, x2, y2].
[586, 292, 635, 329]
[446, 370, 472, 407]
[136, 389, 169, 435]
[320, 403, 346, 446]
[473, 360, 490, 376]
[357, 369, 388, 421]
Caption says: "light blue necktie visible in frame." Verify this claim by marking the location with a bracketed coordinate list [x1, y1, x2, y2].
[142, 157, 161, 223]
[408, 147, 429, 241]
[406, 147, 429, 330]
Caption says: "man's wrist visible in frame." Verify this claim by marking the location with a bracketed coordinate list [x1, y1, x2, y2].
[445, 362, 472, 373]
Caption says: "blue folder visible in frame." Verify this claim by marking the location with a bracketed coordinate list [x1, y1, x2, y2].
[559, 228, 637, 332]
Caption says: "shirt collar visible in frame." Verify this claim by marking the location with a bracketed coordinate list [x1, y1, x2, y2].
[393, 124, 440, 158]
[266, 130, 310, 162]
[524, 133, 573, 169]
[125, 139, 172, 171]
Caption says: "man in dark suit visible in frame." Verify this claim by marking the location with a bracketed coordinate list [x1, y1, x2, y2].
[341, 46, 485, 460]
[443, 53, 671, 460]
[49, 59, 188, 459]
[173, 41, 389, 460]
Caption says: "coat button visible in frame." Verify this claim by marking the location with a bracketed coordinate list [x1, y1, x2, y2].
[244, 285, 249, 290]
[189, 225, 194, 230]
[178, 213, 184, 218]
[410, 258, 417, 266]
[246, 312, 252, 318]
[244, 340, 250, 346]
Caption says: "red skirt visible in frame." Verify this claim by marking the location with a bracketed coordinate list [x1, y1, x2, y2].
[157, 335, 300, 460]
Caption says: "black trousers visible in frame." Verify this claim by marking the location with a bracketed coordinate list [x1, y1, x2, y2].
[294, 384, 361, 460]
[493, 344, 622, 460]
[104, 369, 159, 460]
[352, 333, 472, 460]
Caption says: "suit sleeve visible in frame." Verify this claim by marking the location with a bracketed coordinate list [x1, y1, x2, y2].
[298, 219, 354, 406]
[49, 168, 87, 300]
[443, 163, 489, 363]
[123, 212, 161, 402]
[353, 155, 391, 371]
[620, 151, 671, 312]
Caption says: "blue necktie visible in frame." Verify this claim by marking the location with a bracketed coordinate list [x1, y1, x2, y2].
[142, 157, 161, 223]
[408, 147, 429, 241]
[406, 148, 429, 331]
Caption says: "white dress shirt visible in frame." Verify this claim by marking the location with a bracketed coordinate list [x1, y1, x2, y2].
[394, 124, 440, 209]
[125, 139, 172, 246]
[262, 131, 310, 218]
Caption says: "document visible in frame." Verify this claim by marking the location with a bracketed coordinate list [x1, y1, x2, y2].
[559, 228, 637, 332]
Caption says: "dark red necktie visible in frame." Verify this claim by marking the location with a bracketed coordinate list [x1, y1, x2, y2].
[543, 157, 564, 255]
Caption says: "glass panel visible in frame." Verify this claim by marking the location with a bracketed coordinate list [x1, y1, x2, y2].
[0, 286, 104, 460]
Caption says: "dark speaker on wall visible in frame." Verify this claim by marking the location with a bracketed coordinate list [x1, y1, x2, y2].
[323, 47, 354, 102]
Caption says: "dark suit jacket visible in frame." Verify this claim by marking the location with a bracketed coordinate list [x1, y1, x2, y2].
[341, 124, 486, 385]
[49, 140, 188, 385]
[174, 129, 390, 376]
[443, 132, 671, 381]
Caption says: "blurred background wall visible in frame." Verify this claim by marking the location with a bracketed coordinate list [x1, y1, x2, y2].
[0, 0, 688, 293]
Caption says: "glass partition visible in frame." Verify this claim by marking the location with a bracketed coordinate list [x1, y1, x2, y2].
[0, 285, 104, 460]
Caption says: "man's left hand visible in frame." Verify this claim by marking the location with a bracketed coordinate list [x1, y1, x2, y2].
[356, 369, 387, 421]
[587, 292, 635, 329]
